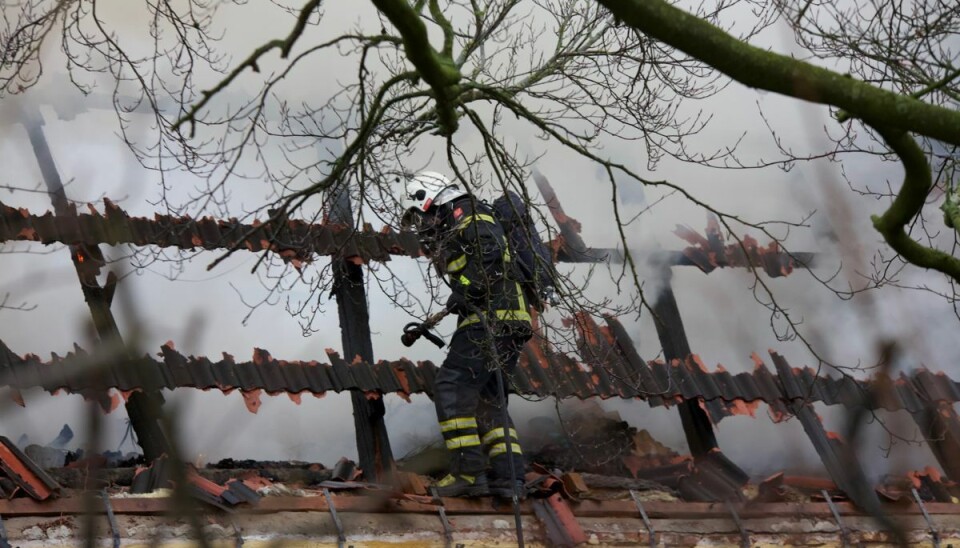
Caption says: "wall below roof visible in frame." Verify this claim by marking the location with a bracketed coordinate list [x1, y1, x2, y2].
[1, 505, 958, 546]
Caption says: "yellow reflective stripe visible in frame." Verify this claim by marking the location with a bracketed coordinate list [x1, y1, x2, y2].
[515, 282, 527, 311]
[445, 435, 481, 449]
[488, 442, 523, 458]
[439, 417, 478, 433]
[437, 473, 476, 486]
[458, 274, 471, 286]
[481, 428, 518, 446]
[447, 254, 468, 273]
[456, 214, 496, 231]
[458, 309, 532, 328]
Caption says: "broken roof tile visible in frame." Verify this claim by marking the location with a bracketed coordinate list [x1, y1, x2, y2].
[0, 436, 60, 500]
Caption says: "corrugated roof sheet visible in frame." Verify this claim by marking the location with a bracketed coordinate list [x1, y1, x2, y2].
[0, 199, 422, 265]
[0, 200, 814, 272]
[1, 315, 956, 418]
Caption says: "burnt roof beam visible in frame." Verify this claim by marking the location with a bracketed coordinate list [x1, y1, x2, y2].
[18, 109, 172, 461]
[328, 184, 395, 482]
[770, 352, 882, 511]
[906, 375, 960, 483]
[532, 171, 722, 459]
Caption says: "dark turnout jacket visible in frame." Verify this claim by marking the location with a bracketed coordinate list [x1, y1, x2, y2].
[435, 196, 532, 330]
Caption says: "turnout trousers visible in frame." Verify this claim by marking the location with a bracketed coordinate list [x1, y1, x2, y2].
[433, 323, 531, 481]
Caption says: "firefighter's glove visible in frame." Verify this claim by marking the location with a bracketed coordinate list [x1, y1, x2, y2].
[445, 292, 469, 315]
[540, 285, 560, 307]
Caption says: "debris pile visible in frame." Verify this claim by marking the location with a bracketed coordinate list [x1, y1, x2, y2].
[528, 400, 678, 478]
[131, 456, 267, 509]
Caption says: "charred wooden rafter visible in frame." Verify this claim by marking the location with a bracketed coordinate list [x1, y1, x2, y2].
[328, 185, 395, 482]
[769, 353, 881, 511]
[20, 111, 171, 461]
[532, 172, 723, 462]
[907, 379, 960, 483]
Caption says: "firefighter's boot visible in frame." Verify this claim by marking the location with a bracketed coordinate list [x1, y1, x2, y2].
[434, 473, 490, 497]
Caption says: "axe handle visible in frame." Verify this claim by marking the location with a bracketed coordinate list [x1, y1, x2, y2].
[400, 309, 451, 347]
[421, 309, 450, 329]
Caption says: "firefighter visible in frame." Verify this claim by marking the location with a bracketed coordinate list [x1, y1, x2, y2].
[401, 171, 533, 498]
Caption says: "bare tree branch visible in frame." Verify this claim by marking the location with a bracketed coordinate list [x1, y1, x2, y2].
[369, 0, 462, 135]
[172, 0, 324, 136]
[871, 127, 960, 282]
[595, 0, 960, 146]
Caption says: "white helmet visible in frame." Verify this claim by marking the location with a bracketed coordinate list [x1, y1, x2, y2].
[400, 171, 466, 218]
